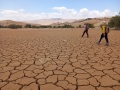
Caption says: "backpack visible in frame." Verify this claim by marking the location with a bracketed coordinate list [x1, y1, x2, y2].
[87, 25, 89, 30]
[105, 26, 110, 33]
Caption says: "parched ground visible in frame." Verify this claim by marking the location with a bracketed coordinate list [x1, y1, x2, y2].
[0, 28, 120, 90]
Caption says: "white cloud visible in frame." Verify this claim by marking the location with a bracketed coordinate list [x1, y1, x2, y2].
[52, 7, 77, 14]
[0, 7, 118, 21]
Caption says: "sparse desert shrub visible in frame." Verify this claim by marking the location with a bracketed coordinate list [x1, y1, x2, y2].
[32, 25, 39, 28]
[39, 25, 52, 28]
[108, 15, 120, 29]
[53, 26, 57, 28]
[62, 24, 74, 28]
[77, 25, 82, 28]
[87, 23, 95, 28]
[24, 24, 32, 28]
[8, 24, 22, 29]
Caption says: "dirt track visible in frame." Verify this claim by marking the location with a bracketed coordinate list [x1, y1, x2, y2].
[0, 28, 120, 90]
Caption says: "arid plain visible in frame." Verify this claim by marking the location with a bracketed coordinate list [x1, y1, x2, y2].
[0, 28, 120, 90]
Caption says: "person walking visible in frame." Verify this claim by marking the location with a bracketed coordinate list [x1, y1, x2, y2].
[97, 23, 109, 46]
[81, 23, 89, 38]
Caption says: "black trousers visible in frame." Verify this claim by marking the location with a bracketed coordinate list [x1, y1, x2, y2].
[99, 33, 109, 43]
[82, 30, 89, 37]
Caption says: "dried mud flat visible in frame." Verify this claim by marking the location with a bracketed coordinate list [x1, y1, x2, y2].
[0, 28, 120, 90]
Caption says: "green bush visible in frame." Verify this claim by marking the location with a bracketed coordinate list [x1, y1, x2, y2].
[39, 25, 52, 28]
[88, 23, 95, 28]
[52, 24, 74, 28]
[8, 24, 22, 29]
[25, 24, 31, 28]
[108, 15, 120, 29]
[78, 25, 82, 28]
[62, 24, 74, 28]
[32, 25, 39, 28]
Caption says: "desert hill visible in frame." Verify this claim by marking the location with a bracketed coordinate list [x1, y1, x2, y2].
[25, 18, 76, 25]
[51, 17, 111, 27]
[0, 20, 40, 26]
[0, 17, 111, 27]
[0, 20, 26, 26]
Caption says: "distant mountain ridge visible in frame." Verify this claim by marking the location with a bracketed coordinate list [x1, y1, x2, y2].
[24, 19, 76, 25]
[0, 20, 40, 26]
[0, 17, 111, 27]
[51, 17, 111, 27]
[0, 20, 26, 26]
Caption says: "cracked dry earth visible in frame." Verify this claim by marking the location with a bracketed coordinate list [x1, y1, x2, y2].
[0, 28, 120, 90]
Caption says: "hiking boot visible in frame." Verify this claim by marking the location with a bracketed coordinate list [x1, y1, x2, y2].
[105, 43, 109, 46]
[96, 42, 100, 45]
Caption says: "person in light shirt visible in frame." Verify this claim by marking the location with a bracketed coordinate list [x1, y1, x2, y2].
[81, 23, 89, 38]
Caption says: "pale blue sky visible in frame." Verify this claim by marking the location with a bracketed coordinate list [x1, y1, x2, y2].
[0, 0, 120, 20]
